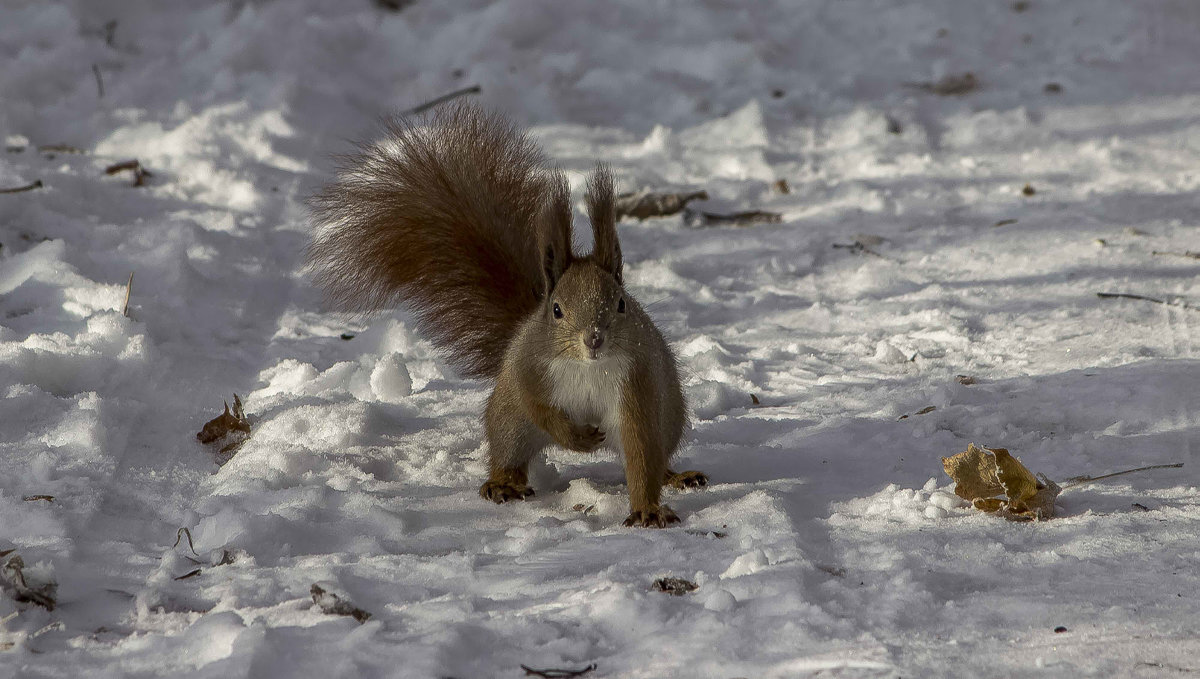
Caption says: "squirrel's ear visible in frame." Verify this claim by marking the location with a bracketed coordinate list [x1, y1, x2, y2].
[586, 163, 622, 284]
[538, 170, 573, 298]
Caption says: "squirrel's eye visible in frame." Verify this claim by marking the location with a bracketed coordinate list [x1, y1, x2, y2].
[552, 302, 563, 319]
[617, 298, 626, 313]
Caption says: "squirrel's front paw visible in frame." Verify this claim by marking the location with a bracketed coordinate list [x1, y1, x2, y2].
[479, 480, 534, 504]
[565, 423, 605, 452]
[623, 505, 680, 528]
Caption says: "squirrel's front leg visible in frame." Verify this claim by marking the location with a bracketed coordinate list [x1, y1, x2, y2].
[481, 380, 543, 503]
[521, 390, 606, 453]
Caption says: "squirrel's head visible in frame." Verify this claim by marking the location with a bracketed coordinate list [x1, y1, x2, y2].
[538, 164, 636, 363]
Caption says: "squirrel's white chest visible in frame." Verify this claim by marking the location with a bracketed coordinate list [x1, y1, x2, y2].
[545, 356, 630, 448]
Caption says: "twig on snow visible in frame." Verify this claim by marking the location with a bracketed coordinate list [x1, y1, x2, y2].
[37, 144, 84, 154]
[104, 159, 151, 186]
[520, 663, 598, 678]
[0, 180, 43, 194]
[1063, 463, 1184, 489]
[401, 85, 482, 117]
[173, 527, 199, 556]
[92, 63, 105, 98]
[1097, 292, 1198, 311]
[832, 240, 889, 259]
[904, 72, 978, 96]
[1152, 250, 1200, 260]
[123, 272, 134, 317]
[1137, 661, 1200, 673]
[898, 405, 937, 421]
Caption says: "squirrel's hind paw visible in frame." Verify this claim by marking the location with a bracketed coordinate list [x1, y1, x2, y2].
[623, 505, 680, 528]
[480, 480, 534, 504]
[665, 469, 708, 490]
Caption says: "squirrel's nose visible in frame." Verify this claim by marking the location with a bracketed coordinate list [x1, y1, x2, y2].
[585, 329, 605, 351]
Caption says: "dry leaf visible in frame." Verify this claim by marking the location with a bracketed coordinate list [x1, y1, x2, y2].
[197, 394, 250, 455]
[907, 72, 978, 96]
[942, 444, 1060, 521]
[614, 190, 708, 220]
[652, 577, 698, 596]
[1, 555, 57, 610]
[686, 209, 783, 228]
[943, 444, 1004, 501]
[311, 583, 371, 623]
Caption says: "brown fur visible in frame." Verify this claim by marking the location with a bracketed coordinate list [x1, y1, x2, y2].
[308, 103, 549, 379]
[309, 104, 705, 526]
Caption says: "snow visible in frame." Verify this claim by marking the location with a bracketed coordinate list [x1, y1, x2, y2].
[2, 0, 1199, 676]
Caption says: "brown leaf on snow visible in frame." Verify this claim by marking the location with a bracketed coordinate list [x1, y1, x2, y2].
[906, 72, 979, 96]
[614, 190, 708, 220]
[942, 444, 1060, 521]
[310, 583, 371, 623]
[1, 554, 57, 610]
[197, 394, 250, 455]
[943, 444, 1004, 501]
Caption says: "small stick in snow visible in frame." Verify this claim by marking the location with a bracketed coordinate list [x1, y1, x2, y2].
[904, 72, 978, 96]
[520, 663, 598, 678]
[0, 180, 43, 194]
[104, 159, 152, 186]
[898, 405, 936, 421]
[401, 85, 482, 117]
[832, 240, 888, 259]
[688, 209, 783, 228]
[1097, 292, 1198, 310]
[37, 144, 84, 154]
[994, 218, 1018, 227]
[1152, 250, 1200, 260]
[123, 272, 134, 317]
[1138, 662, 1200, 673]
[374, 0, 415, 10]
[1063, 463, 1184, 489]
[22, 495, 54, 503]
[172, 527, 199, 556]
[92, 63, 105, 98]
[173, 569, 201, 581]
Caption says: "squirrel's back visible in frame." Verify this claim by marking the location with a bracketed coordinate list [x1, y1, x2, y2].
[308, 104, 551, 379]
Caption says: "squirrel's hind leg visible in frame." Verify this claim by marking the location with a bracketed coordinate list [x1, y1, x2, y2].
[481, 383, 548, 504]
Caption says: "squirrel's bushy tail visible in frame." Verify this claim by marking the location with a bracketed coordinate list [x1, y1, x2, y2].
[308, 104, 550, 379]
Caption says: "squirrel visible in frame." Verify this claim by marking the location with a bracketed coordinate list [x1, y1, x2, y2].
[308, 103, 707, 527]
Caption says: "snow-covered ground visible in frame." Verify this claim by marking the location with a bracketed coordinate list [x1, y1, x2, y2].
[2, 1, 1199, 676]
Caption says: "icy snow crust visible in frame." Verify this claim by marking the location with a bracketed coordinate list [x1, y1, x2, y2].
[2, 1, 1199, 677]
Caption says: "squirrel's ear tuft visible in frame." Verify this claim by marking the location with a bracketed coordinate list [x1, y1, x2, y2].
[586, 163, 622, 284]
[538, 170, 573, 298]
